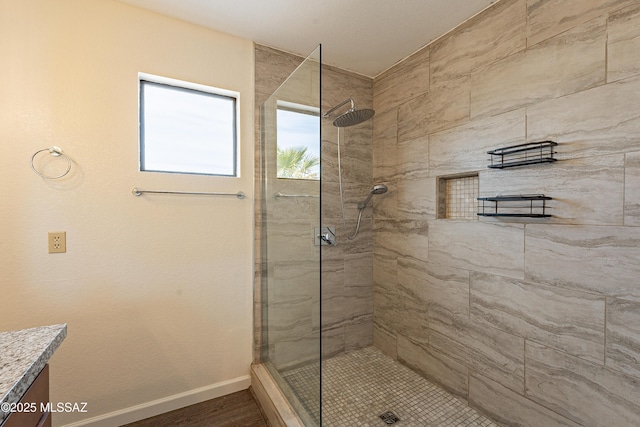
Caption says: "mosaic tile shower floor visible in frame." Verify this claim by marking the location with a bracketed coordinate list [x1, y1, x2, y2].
[282, 346, 499, 427]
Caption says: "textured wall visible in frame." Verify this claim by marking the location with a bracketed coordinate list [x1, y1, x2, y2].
[254, 45, 374, 368]
[0, 1, 255, 425]
[372, 0, 640, 425]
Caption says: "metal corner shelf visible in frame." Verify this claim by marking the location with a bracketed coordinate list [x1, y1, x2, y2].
[487, 141, 557, 169]
[477, 194, 552, 218]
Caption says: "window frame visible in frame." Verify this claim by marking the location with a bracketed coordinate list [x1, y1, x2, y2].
[138, 72, 240, 177]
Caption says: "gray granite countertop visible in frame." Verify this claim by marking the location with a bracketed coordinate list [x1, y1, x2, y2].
[0, 324, 67, 424]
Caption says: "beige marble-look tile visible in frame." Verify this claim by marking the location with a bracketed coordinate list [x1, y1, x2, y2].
[526, 341, 640, 426]
[479, 154, 625, 225]
[606, 298, 640, 379]
[321, 65, 373, 113]
[403, 259, 470, 324]
[273, 333, 319, 370]
[321, 285, 373, 330]
[430, 0, 526, 88]
[527, 0, 635, 47]
[373, 219, 429, 262]
[266, 219, 316, 262]
[397, 131, 429, 176]
[424, 75, 470, 134]
[321, 181, 369, 224]
[471, 17, 606, 119]
[469, 373, 581, 427]
[608, 4, 640, 83]
[339, 218, 373, 255]
[527, 74, 640, 160]
[321, 325, 346, 359]
[429, 109, 525, 176]
[372, 108, 398, 181]
[397, 92, 430, 145]
[373, 46, 429, 113]
[397, 335, 469, 398]
[470, 272, 605, 363]
[373, 322, 397, 360]
[344, 315, 373, 352]
[270, 261, 319, 301]
[429, 221, 525, 279]
[373, 286, 399, 339]
[343, 253, 372, 287]
[525, 224, 640, 301]
[430, 317, 525, 393]
[373, 252, 397, 294]
[255, 44, 306, 105]
[396, 258, 431, 347]
[321, 257, 344, 294]
[396, 173, 436, 220]
[625, 152, 640, 226]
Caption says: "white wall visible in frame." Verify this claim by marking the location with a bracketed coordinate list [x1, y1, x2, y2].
[0, 0, 254, 425]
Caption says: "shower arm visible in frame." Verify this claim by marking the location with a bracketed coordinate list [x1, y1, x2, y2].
[323, 98, 355, 118]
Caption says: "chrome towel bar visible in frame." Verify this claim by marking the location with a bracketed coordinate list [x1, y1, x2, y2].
[274, 192, 319, 198]
[132, 188, 245, 199]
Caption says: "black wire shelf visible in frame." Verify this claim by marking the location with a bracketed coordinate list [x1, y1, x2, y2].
[487, 141, 557, 169]
[477, 194, 552, 218]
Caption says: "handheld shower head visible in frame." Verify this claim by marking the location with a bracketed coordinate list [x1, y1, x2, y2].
[358, 184, 388, 210]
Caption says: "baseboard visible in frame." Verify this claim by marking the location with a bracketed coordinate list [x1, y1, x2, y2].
[60, 375, 251, 427]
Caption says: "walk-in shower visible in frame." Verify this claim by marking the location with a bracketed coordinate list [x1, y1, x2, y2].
[255, 44, 501, 426]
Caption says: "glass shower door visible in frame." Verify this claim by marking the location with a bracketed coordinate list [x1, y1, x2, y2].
[260, 45, 320, 426]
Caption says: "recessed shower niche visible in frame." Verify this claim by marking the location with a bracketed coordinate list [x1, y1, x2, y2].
[437, 173, 479, 220]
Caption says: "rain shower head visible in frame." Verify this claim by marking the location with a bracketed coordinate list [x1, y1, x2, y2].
[333, 108, 375, 127]
[323, 98, 375, 127]
[358, 184, 388, 210]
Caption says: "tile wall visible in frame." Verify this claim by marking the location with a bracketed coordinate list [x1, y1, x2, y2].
[372, 0, 640, 425]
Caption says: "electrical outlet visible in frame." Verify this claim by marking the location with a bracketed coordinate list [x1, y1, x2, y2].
[48, 232, 66, 253]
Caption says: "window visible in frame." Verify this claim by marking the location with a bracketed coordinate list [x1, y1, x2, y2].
[139, 73, 238, 176]
[276, 101, 320, 180]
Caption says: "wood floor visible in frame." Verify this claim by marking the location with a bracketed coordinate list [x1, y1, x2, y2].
[120, 389, 268, 427]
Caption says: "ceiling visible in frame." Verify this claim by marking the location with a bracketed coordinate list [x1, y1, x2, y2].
[117, 0, 497, 78]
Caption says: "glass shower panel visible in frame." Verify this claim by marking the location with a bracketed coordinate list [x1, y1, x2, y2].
[260, 45, 320, 426]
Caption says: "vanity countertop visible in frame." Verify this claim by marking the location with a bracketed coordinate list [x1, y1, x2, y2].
[0, 324, 67, 424]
